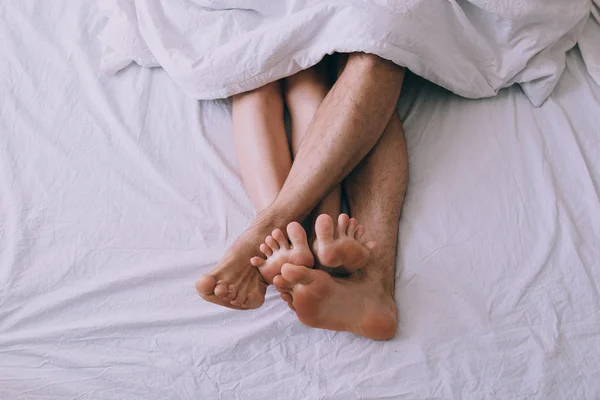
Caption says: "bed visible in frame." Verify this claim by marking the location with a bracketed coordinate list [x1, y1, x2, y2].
[1, 1, 599, 399]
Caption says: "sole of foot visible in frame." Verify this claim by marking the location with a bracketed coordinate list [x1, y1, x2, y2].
[250, 221, 314, 284]
[273, 263, 397, 340]
[313, 213, 376, 272]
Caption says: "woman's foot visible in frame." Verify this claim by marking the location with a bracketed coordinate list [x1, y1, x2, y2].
[273, 264, 397, 340]
[313, 214, 376, 272]
[250, 222, 314, 284]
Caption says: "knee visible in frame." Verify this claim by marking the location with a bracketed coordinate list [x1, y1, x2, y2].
[346, 53, 404, 77]
[252, 80, 282, 99]
[233, 80, 283, 107]
[283, 66, 330, 100]
[348, 52, 385, 66]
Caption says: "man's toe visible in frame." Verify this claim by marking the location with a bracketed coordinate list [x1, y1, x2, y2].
[195, 274, 217, 295]
[280, 293, 293, 304]
[230, 290, 247, 307]
[273, 274, 294, 290]
[315, 214, 335, 244]
[214, 281, 229, 297]
[225, 284, 238, 300]
[243, 292, 265, 309]
[281, 263, 314, 285]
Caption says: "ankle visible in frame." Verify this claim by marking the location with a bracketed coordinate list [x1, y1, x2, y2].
[361, 264, 395, 298]
[262, 198, 307, 229]
[253, 207, 286, 230]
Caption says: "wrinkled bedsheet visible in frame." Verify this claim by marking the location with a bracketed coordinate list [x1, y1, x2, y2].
[99, 0, 592, 105]
[580, 0, 600, 85]
[1, 2, 600, 399]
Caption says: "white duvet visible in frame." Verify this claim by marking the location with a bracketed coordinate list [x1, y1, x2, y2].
[100, 0, 594, 106]
[2, 2, 600, 398]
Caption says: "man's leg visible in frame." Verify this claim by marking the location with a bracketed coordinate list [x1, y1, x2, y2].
[345, 111, 407, 299]
[275, 110, 408, 340]
[196, 54, 405, 310]
[283, 64, 342, 238]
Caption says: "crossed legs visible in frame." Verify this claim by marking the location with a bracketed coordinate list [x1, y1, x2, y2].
[274, 110, 408, 340]
[232, 64, 341, 218]
[284, 64, 342, 224]
[195, 53, 405, 311]
[230, 65, 340, 287]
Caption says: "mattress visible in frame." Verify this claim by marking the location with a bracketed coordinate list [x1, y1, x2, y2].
[1, 2, 599, 399]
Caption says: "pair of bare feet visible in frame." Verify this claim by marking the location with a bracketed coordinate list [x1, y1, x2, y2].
[196, 213, 397, 340]
[251, 213, 375, 283]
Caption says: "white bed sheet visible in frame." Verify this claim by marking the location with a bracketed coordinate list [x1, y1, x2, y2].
[1, 2, 599, 399]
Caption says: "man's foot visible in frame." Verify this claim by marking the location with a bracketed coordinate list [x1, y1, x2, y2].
[250, 222, 314, 283]
[273, 264, 397, 340]
[313, 214, 376, 272]
[195, 219, 277, 310]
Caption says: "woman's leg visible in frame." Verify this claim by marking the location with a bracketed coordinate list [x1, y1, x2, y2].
[197, 53, 405, 310]
[284, 65, 342, 225]
[233, 80, 320, 298]
[232, 81, 291, 212]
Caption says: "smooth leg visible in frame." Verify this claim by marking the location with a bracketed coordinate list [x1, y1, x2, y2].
[196, 54, 405, 310]
[274, 111, 408, 339]
[232, 81, 291, 213]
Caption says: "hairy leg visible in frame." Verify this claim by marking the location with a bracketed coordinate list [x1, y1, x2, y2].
[196, 54, 405, 310]
[284, 65, 342, 226]
[273, 54, 403, 219]
[275, 110, 409, 339]
[345, 112, 407, 296]
[300, 55, 373, 272]
[237, 65, 371, 289]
